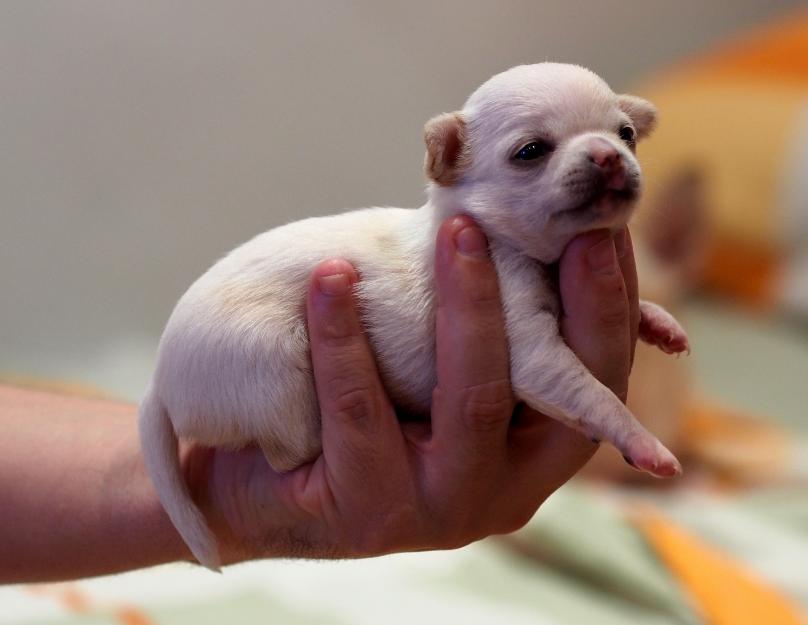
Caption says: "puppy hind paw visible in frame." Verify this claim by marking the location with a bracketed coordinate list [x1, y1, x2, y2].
[638, 301, 690, 355]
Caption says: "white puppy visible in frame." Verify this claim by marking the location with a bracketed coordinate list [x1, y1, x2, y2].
[139, 63, 689, 570]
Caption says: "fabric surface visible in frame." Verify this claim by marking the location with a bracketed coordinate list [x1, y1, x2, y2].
[3, 482, 807, 625]
[635, 510, 805, 625]
[2, 274, 807, 625]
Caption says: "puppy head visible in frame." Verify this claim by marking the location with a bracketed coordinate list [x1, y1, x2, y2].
[424, 63, 657, 262]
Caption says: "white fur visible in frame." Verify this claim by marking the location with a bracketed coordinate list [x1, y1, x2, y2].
[139, 63, 686, 569]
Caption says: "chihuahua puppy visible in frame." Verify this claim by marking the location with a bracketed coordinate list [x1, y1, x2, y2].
[140, 63, 688, 569]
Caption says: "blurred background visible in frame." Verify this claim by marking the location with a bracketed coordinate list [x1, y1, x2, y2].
[1, 2, 807, 624]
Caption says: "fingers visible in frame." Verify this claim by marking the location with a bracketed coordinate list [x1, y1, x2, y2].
[431, 216, 513, 467]
[306, 259, 403, 485]
[559, 229, 633, 401]
[510, 229, 637, 493]
[506, 405, 600, 503]
[615, 228, 640, 366]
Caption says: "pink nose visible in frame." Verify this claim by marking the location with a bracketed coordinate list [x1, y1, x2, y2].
[587, 137, 625, 190]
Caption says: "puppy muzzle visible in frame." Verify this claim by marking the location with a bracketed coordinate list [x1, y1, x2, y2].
[587, 136, 630, 193]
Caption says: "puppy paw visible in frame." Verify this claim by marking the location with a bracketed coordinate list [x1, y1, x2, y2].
[579, 402, 682, 479]
[621, 433, 683, 478]
[638, 300, 690, 355]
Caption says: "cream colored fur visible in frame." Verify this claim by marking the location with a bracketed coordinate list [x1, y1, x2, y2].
[139, 63, 687, 569]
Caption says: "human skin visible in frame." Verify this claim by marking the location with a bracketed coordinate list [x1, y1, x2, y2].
[0, 216, 638, 582]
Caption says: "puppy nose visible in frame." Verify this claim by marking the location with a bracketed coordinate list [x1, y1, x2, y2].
[587, 137, 625, 190]
[588, 137, 620, 168]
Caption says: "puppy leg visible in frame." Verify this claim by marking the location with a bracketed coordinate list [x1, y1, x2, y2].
[491, 246, 681, 477]
[510, 320, 682, 477]
[257, 365, 322, 473]
[638, 300, 689, 355]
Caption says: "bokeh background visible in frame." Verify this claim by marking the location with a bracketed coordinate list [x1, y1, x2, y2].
[2, 2, 807, 624]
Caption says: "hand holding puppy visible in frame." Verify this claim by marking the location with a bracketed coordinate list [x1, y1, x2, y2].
[140, 64, 689, 567]
[186, 217, 638, 563]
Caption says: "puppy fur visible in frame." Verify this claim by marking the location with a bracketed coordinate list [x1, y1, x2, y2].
[139, 63, 688, 569]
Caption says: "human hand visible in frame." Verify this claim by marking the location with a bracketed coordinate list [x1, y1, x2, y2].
[185, 216, 639, 564]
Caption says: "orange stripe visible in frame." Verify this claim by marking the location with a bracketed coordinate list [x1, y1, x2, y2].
[117, 606, 157, 625]
[61, 586, 92, 612]
[633, 511, 806, 625]
[659, 9, 808, 85]
[25, 584, 158, 625]
[699, 236, 781, 310]
[687, 9, 808, 83]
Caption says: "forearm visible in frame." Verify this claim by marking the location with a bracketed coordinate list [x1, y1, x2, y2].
[0, 385, 190, 583]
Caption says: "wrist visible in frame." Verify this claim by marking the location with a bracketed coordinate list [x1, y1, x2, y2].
[103, 430, 193, 568]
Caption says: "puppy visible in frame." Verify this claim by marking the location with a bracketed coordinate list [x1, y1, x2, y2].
[139, 63, 689, 569]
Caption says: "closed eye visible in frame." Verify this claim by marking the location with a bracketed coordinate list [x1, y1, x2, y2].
[513, 140, 554, 161]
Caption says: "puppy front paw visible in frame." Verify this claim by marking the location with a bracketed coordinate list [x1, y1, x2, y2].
[638, 300, 690, 355]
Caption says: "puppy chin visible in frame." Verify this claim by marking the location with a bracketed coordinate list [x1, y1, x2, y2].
[556, 188, 637, 229]
[591, 189, 637, 223]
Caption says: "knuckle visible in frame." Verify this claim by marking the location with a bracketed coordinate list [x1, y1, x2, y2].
[316, 339, 374, 385]
[455, 378, 514, 433]
[329, 383, 381, 429]
[321, 329, 362, 351]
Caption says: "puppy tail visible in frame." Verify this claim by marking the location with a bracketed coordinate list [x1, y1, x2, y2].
[138, 388, 222, 571]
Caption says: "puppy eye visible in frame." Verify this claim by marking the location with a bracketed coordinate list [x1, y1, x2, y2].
[618, 126, 636, 146]
[514, 141, 553, 161]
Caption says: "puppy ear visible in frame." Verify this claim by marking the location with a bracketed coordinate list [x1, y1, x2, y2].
[423, 112, 467, 185]
[618, 95, 657, 140]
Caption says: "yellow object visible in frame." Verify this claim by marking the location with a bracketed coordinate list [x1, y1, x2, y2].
[633, 9, 808, 310]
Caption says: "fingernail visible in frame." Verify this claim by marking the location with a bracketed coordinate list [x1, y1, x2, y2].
[317, 272, 351, 296]
[455, 225, 488, 258]
[587, 236, 617, 274]
[613, 228, 628, 259]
